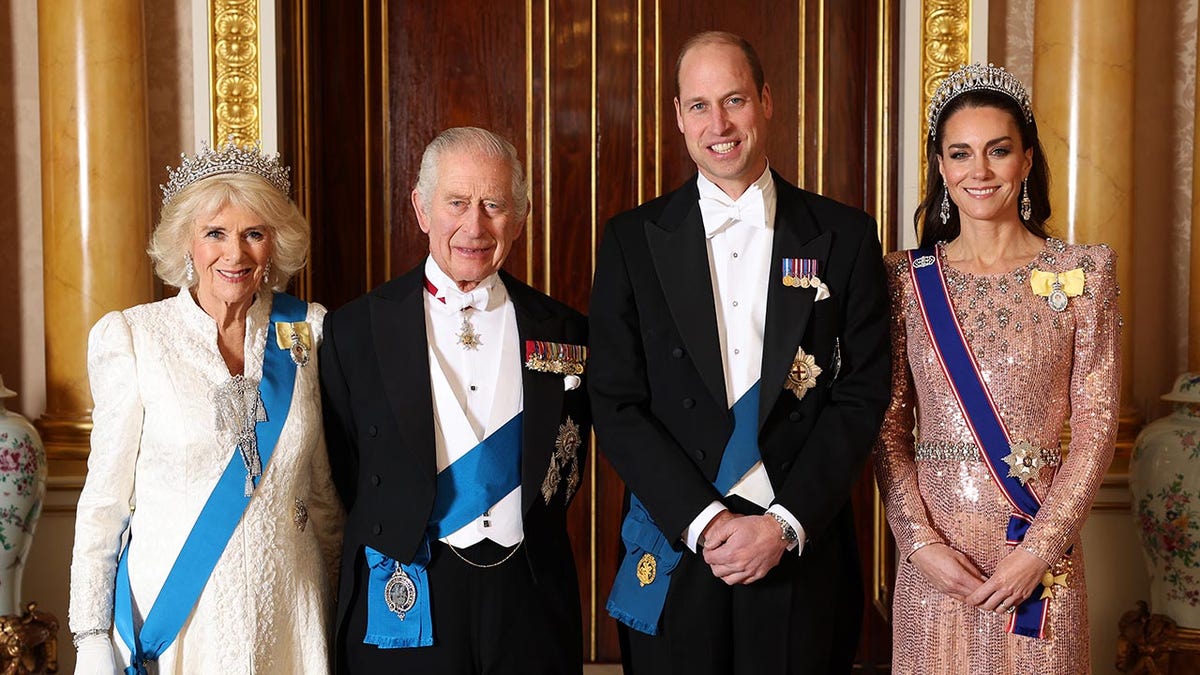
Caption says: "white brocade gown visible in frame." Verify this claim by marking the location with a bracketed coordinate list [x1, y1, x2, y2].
[69, 289, 344, 674]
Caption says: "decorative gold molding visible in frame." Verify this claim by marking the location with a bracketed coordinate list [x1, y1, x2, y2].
[872, 483, 892, 619]
[362, 0, 373, 289]
[796, 0, 806, 189]
[210, 0, 262, 145]
[543, 0, 552, 294]
[873, 0, 974, 619]
[654, 0, 661, 198]
[636, 0, 644, 205]
[283, 0, 312, 299]
[921, 0, 969, 134]
[872, 0, 895, 622]
[919, 0, 969, 197]
[589, 3, 597, 660]
[525, 0, 534, 280]
[381, 1, 392, 281]
[816, 0, 825, 194]
[876, 0, 894, 254]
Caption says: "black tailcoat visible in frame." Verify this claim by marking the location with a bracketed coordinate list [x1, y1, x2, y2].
[588, 172, 890, 673]
[320, 265, 589, 672]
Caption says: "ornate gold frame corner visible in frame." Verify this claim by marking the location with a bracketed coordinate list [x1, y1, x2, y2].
[208, 0, 263, 147]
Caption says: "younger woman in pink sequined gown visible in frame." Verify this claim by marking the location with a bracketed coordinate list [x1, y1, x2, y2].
[874, 64, 1120, 675]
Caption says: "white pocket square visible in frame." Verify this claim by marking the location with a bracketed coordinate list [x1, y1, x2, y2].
[563, 374, 582, 391]
[814, 282, 831, 302]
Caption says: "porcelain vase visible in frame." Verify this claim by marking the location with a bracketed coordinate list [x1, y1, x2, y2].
[1131, 372, 1200, 628]
[0, 377, 47, 617]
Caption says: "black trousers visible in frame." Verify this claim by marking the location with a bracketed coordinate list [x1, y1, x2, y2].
[621, 498, 862, 675]
[339, 539, 582, 675]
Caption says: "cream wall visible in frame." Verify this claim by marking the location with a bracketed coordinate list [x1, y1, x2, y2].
[991, 0, 1196, 422]
[988, 1, 1197, 673]
[1, 0, 46, 423]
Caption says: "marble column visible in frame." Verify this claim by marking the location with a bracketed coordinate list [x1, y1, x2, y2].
[1032, 0, 1140, 465]
[37, 0, 153, 461]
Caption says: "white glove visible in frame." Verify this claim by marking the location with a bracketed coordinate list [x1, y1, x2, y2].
[73, 633, 118, 675]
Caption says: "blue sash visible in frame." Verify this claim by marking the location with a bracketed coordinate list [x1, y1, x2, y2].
[908, 249, 1050, 639]
[114, 293, 307, 674]
[363, 412, 523, 648]
[606, 382, 762, 635]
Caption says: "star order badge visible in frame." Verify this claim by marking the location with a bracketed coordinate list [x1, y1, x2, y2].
[785, 346, 823, 401]
[541, 416, 582, 504]
[1002, 440, 1043, 486]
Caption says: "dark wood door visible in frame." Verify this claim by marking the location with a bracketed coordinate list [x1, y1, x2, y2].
[282, 1, 899, 667]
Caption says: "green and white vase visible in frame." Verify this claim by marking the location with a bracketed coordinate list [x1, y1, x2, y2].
[0, 375, 47, 616]
[1131, 372, 1200, 627]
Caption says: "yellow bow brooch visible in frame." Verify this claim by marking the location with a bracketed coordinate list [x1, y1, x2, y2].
[1029, 268, 1084, 313]
[275, 321, 312, 367]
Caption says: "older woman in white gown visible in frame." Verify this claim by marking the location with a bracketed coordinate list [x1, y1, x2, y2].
[68, 142, 343, 674]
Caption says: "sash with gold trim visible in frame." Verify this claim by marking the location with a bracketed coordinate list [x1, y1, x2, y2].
[907, 248, 1053, 639]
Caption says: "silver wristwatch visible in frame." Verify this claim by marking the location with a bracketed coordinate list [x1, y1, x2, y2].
[769, 512, 797, 544]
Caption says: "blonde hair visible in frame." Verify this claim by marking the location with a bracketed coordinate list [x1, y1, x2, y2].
[148, 172, 309, 291]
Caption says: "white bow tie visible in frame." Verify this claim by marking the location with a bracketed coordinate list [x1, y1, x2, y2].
[698, 190, 766, 238]
[450, 286, 489, 312]
[427, 278, 490, 312]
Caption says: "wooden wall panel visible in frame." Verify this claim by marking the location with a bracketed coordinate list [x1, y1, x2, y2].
[652, 2, 803, 193]
[291, 1, 897, 667]
[385, 1, 533, 283]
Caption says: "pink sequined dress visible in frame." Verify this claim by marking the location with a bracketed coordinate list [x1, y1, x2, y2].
[874, 238, 1120, 674]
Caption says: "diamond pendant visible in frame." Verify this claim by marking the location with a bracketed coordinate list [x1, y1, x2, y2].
[456, 312, 482, 350]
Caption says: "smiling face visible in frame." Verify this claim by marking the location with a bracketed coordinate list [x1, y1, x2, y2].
[190, 204, 272, 314]
[412, 150, 527, 291]
[674, 41, 773, 199]
[938, 105, 1033, 229]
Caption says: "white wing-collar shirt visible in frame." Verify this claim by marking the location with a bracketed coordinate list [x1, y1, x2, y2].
[423, 257, 524, 548]
[683, 165, 805, 555]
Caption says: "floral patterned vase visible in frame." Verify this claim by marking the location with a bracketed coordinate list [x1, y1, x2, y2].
[1131, 372, 1200, 627]
[0, 375, 47, 616]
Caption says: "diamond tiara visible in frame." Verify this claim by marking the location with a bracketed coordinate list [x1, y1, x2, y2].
[927, 63, 1033, 138]
[160, 139, 292, 206]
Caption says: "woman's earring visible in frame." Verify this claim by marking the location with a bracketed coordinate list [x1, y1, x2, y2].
[940, 188, 951, 225]
[185, 254, 195, 284]
[1020, 178, 1032, 221]
[263, 259, 272, 285]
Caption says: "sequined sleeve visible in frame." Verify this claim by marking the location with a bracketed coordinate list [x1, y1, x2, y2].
[1021, 246, 1121, 565]
[873, 252, 948, 558]
[69, 312, 143, 633]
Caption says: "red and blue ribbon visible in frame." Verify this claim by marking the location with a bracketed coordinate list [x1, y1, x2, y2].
[907, 249, 1050, 639]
